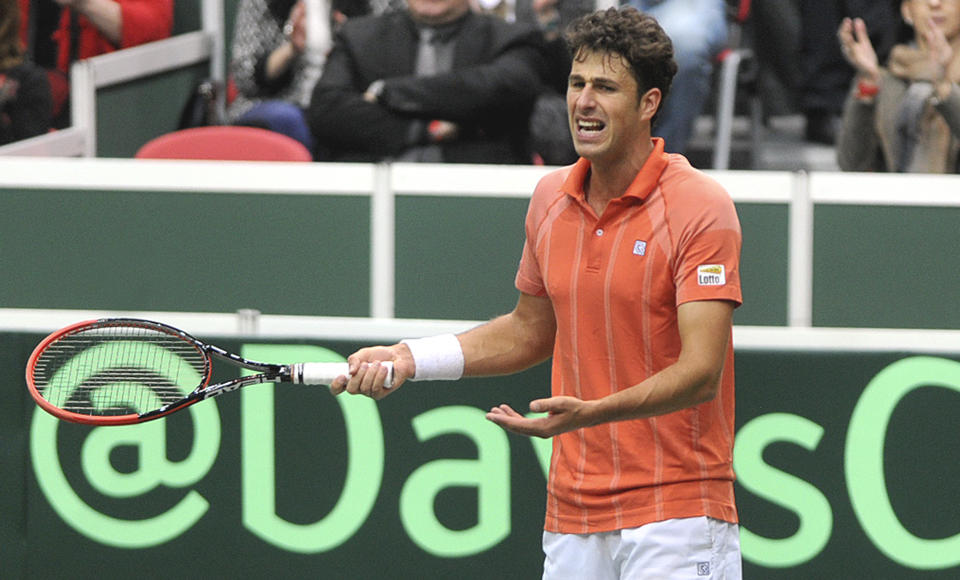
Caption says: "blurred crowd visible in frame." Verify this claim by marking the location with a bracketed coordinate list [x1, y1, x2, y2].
[4, 0, 960, 173]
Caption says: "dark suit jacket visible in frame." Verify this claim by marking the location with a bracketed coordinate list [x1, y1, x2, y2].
[308, 10, 548, 164]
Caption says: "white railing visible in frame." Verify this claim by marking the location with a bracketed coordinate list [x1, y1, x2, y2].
[3, 307, 960, 355]
[0, 0, 224, 157]
[2, 157, 960, 325]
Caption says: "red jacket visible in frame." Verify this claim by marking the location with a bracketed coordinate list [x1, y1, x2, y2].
[54, 0, 174, 73]
[18, 0, 174, 73]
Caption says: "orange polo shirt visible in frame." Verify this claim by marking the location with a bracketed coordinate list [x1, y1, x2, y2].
[515, 139, 742, 534]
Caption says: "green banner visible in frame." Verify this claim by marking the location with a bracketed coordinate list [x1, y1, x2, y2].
[6, 333, 959, 578]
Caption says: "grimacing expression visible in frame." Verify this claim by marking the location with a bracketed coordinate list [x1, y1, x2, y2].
[566, 50, 658, 165]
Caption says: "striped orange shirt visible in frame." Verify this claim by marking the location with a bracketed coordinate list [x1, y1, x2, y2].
[515, 139, 742, 533]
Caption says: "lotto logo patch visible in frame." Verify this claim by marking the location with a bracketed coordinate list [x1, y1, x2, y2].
[697, 264, 726, 286]
[697, 561, 711, 576]
[633, 240, 647, 256]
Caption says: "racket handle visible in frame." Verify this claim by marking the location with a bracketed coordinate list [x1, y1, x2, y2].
[293, 361, 394, 389]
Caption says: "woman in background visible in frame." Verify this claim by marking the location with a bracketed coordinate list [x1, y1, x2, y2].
[228, 0, 371, 153]
[837, 0, 960, 172]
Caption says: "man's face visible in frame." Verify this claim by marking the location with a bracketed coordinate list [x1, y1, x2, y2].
[566, 49, 658, 165]
[407, 0, 471, 26]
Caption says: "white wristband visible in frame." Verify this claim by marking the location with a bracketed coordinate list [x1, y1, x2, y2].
[401, 334, 464, 381]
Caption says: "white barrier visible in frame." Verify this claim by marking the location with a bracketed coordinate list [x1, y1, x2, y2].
[4, 307, 960, 355]
[3, 157, 960, 323]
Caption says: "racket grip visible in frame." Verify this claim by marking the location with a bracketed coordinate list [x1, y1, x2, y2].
[293, 361, 394, 389]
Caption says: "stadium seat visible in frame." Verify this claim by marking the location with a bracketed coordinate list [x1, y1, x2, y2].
[712, 0, 762, 169]
[134, 126, 313, 162]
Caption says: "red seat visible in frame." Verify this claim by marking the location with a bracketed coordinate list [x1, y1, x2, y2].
[135, 126, 312, 162]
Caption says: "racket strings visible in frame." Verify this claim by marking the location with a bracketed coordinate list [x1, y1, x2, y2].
[32, 323, 209, 416]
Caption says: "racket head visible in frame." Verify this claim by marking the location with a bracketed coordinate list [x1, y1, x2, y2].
[25, 318, 212, 425]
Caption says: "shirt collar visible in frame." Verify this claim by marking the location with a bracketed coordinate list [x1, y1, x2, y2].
[560, 138, 670, 203]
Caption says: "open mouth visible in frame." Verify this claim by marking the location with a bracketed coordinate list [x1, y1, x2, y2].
[576, 119, 607, 140]
[577, 119, 605, 134]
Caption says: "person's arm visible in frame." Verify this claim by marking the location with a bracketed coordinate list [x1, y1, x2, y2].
[113, 0, 173, 47]
[915, 15, 960, 139]
[57, 0, 173, 48]
[312, 22, 546, 156]
[486, 299, 735, 438]
[330, 292, 557, 399]
[459, 292, 556, 376]
[264, 2, 306, 83]
[836, 17, 884, 171]
[56, 0, 122, 44]
[930, 85, 960, 139]
[308, 29, 427, 157]
[377, 26, 547, 123]
[836, 77, 885, 171]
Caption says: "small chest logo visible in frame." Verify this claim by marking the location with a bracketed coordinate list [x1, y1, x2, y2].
[632, 240, 647, 256]
[697, 264, 726, 286]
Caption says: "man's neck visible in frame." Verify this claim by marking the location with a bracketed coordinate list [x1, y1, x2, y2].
[583, 138, 654, 216]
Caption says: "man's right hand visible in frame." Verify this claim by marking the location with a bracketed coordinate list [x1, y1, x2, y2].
[330, 343, 416, 399]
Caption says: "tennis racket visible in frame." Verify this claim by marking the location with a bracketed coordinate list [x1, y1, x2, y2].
[25, 317, 392, 426]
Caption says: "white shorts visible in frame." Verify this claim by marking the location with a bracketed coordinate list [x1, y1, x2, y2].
[542, 517, 742, 580]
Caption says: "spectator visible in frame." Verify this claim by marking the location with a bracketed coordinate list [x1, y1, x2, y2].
[1, 0, 52, 145]
[229, 0, 371, 152]
[18, 0, 173, 125]
[513, 0, 588, 165]
[623, 0, 727, 154]
[515, 0, 594, 33]
[836, 0, 960, 172]
[749, 0, 808, 121]
[800, 0, 902, 144]
[307, 0, 549, 163]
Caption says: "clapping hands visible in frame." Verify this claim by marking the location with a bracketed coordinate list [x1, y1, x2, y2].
[838, 17, 880, 84]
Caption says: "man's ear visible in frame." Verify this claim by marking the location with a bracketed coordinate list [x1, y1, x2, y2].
[639, 87, 662, 122]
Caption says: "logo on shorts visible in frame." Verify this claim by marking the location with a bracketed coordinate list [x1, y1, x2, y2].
[633, 240, 647, 256]
[697, 264, 725, 286]
[697, 562, 711, 576]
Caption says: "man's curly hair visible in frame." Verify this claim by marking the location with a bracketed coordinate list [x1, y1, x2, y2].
[565, 8, 677, 122]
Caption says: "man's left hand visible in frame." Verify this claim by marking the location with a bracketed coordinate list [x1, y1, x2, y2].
[485, 396, 591, 438]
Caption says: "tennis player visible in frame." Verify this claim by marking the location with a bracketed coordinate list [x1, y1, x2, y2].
[333, 7, 743, 578]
